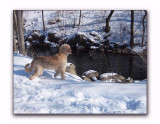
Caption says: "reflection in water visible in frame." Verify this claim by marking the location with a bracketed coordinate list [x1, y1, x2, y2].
[68, 51, 147, 80]
[27, 49, 147, 80]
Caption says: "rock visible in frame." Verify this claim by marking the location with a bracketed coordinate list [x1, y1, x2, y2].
[66, 33, 92, 50]
[76, 34, 92, 48]
[118, 44, 128, 49]
[48, 20, 56, 25]
[101, 77, 116, 82]
[98, 44, 105, 52]
[32, 33, 39, 40]
[48, 18, 61, 25]
[89, 31, 101, 41]
[113, 75, 126, 80]
[82, 76, 91, 81]
[39, 35, 45, 42]
[126, 77, 134, 83]
[77, 45, 85, 54]
[102, 39, 109, 46]
[100, 73, 128, 83]
[77, 45, 84, 51]
[91, 77, 98, 81]
[55, 18, 61, 23]
[48, 33, 60, 43]
[106, 50, 113, 53]
[93, 36, 100, 41]
[82, 70, 99, 78]
[116, 49, 122, 53]
[90, 31, 98, 37]
[111, 43, 118, 49]
[66, 63, 77, 75]
[100, 73, 117, 79]
[27, 36, 33, 42]
[59, 38, 67, 46]
[122, 48, 131, 54]
[65, 33, 77, 48]
[66, 69, 77, 75]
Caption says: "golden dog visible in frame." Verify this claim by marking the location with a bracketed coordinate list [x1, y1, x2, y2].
[25, 44, 71, 80]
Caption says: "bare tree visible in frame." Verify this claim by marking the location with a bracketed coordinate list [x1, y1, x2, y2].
[13, 11, 17, 52]
[14, 10, 25, 55]
[104, 10, 114, 33]
[42, 10, 46, 32]
[142, 10, 147, 46]
[13, 28, 17, 52]
[78, 10, 82, 26]
[130, 10, 134, 48]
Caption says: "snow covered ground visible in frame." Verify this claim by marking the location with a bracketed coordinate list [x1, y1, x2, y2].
[13, 53, 147, 114]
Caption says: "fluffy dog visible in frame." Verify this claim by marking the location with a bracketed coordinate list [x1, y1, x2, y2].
[25, 44, 71, 80]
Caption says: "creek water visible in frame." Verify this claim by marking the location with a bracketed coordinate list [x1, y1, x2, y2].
[27, 49, 147, 80]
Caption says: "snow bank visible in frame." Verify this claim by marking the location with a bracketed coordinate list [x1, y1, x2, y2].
[13, 53, 147, 114]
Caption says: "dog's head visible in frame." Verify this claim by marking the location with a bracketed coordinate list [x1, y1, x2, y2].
[59, 44, 72, 55]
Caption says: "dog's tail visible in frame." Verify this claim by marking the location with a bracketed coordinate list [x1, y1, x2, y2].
[25, 62, 33, 73]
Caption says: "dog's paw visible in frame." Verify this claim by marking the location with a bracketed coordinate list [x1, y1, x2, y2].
[30, 76, 34, 80]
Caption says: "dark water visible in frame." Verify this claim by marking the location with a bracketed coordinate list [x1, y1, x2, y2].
[27, 49, 147, 80]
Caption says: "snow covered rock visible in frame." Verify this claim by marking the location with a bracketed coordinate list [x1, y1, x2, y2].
[82, 70, 99, 78]
[82, 76, 91, 81]
[66, 33, 93, 49]
[126, 77, 134, 83]
[32, 32, 40, 40]
[90, 46, 99, 49]
[90, 31, 99, 37]
[100, 73, 117, 79]
[26, 35, 33, 42]
[48, 32, 60, 43]
[133, 46, 146, 53]
[91, 77, 98, 81]
[66, 63, 77, 75]
[76, 45, 85, 54]
[100, 73, 130, 83]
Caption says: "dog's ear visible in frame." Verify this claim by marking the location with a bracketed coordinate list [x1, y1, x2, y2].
[64, 44, 72, 54]
[68, 46, 72, 54]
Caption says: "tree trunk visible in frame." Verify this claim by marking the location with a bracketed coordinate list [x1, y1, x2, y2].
[13, 11, 18, 39]
[142, 10, 147, 46]
[78, 10, 82, 26]
[13, 28, 17, 52]
[104, 10, 114, 33]
[13, 11, 17, 52]
[42, 10, 46, 32]
[130, 10, 134, 48]
[15, 10, 25, 55]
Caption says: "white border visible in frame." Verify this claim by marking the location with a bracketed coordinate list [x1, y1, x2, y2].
[0, 0, 160, 124]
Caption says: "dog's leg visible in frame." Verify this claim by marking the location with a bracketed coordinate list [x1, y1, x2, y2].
[60, 69, 65, 80]
[30, 66, 43, 80]
[54, 70, 59, 78]
[30, 67, 39, 80]
[38, 66, 44, 75]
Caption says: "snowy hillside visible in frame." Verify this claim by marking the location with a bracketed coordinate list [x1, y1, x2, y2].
[23, 10, 147, 45]
[13, 53, 147, 114]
